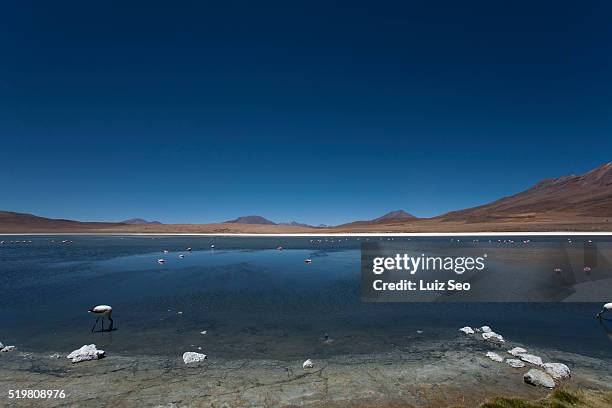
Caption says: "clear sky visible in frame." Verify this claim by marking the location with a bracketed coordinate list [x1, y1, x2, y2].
[1, 1, 611, 225]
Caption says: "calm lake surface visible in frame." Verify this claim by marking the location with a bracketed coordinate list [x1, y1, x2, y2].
[1, 235, 611, 361]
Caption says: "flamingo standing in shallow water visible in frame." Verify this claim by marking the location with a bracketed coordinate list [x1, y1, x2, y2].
[596, 303, 612, 319]
[89, 305, 113, 332]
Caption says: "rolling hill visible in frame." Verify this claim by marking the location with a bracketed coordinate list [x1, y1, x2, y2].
[437, 162, 612, 223]
[0, 211, 126, 232]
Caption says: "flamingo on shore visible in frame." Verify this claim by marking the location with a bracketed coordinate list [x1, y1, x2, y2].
[89, 305, 113, 332]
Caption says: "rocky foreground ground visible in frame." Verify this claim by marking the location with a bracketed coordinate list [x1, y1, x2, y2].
[1, 335, 610, 408]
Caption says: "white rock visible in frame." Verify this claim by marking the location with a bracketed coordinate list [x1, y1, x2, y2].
[1, 346, 15, 352]
[507, 347, 527, 356]
[49, 354, 61, 359]
[303, 359, 314, 369]
[506, 359, 526, 368]
[524, 369, 555, 388]
[182, 352, 207, 364]
[519, 354, 543, 366]
[485, 352, 504, 362]
[200, 331, 207, 335]
[459, 326, 475, 335]
[480, 326, 492, 333]
[542, 362, 571, 379]
[66, 344, 105, 363]
[0, 341, 3, 348]
[482, 332, 505, 343]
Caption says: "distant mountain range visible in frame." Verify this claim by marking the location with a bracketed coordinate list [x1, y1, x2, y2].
[278, 221, 316, 228]
[121, 218, 162, 225]
[2, 163, 611, 232]
[224, 216, 320, 228]
[224, 211, 416, 227]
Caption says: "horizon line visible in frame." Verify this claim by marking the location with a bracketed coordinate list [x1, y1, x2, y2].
[1, 232, 611, 237]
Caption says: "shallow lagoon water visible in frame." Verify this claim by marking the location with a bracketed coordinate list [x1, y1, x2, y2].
[1, 235, 611, 361]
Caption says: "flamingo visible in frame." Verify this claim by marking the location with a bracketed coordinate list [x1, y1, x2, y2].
[596, 303, 612, 319]
[89, 305, 113, 332]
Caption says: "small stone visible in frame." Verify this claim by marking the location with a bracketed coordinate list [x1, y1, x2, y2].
[482, 332, 505, 343]
[520, 354, 543, 366]
[459, 326, 475, 335]
[485, 352, 504, 362]
[416, 330, 423, 334]
[200, 331, 207, 335]
[506, 359, 526, 368]
[183, 352, 207, 364]
[49, 354, 61, 359]
[542, 363, 571, 379]
[507, 347, 527, 356]
[66, 344, 105, 363]
[303, 359, 314, 369]
[524, 369, 555, 388]
[481, 326, 492, 333]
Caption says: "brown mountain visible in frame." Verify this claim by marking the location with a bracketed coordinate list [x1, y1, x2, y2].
[372, 210, 417, 223]
[224, 215, 276, 225]
[438, 162, 612, 222]
[338, 210, 417, 227]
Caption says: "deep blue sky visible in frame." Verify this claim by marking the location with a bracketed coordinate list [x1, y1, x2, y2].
[1, 1, 611, 225]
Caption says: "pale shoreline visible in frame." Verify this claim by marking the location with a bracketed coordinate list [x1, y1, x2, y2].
[2, 231, 612, 236]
